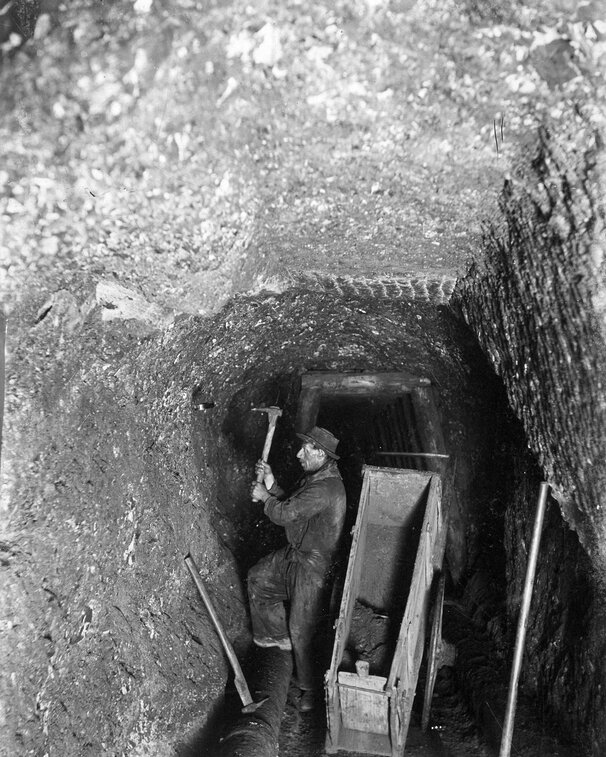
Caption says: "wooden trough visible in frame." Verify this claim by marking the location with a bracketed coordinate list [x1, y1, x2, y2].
[325, 466, 447, 756]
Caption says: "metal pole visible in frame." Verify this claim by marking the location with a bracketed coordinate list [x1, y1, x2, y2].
[499, 482, 550, 757]
[375, 451, 450, 459]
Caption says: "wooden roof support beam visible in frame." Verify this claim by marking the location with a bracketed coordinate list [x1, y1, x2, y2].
[301, 371, 431, 396]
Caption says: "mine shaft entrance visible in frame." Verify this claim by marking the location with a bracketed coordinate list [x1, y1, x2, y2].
[295, 371, 449, 508]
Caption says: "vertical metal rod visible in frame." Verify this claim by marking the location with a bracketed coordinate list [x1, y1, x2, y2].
[499, 482, 550, 757]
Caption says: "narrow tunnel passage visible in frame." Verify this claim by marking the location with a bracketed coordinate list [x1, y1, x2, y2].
[3, 2, 605, 756]
[3, 272, 598, 757]
[180, 285, 586, 757]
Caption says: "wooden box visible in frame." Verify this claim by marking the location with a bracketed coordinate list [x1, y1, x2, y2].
[325, 466, 445, 756]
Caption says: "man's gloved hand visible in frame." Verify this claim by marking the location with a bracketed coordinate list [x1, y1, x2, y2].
[255, 460, 275, 491]
[251, 481, 270, 503]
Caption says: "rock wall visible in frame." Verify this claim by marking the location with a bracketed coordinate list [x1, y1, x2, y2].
[504, 456, 606, 756]
[454, 113, 606, 754]
[0, 282, 249, 757]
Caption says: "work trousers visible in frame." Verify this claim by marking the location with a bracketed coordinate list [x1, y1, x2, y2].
[247, 546, 331, 691]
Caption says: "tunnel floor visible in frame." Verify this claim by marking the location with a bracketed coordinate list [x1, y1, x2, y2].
[204, 599, 582, 757]
[273, 576, 584, 757]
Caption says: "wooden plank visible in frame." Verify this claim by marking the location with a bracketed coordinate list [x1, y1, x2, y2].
[362, 464, 431, 479]
[301, 371, 431, 396]
[338, 672, 387, 691]
[295, 386, 322, 433]
[389, 475, 443, 684]
[388, 474, 443, 753]
[366, 468, 432, 522]
[425, 475, 445, 571]
[335, 727, 393, 756]
[422, 573, 446, 732]
[410, 387, 448, 473]
[338, 676, 390, 735]
[325, 674, 339, 753]
[359, 471, 430, 612]
[326, 471, 372, 749]
[357, 521, 411, 613]
[391, 684, 412, 757]
[392, 396, 413, 469]
[399, 393, 426, 471]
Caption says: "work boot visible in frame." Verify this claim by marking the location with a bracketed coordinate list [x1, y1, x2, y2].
[299, 689, 318, 712]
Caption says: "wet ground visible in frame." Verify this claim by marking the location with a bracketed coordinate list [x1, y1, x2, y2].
[206, 598, 584, 757]
[277, 646, 582, 757]
[278, 666, 490, 757]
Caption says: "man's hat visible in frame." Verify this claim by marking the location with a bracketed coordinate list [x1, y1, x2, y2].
[296, 426, 340, 460]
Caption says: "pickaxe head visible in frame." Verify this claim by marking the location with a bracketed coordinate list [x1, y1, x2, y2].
[251, 405, 283, 422]
[251, 406, 282, 468]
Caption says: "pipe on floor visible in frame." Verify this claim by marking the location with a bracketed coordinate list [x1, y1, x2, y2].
[217, 647, 293, 757]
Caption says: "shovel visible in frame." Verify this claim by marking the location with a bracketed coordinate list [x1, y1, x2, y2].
[184, 553, 267, 714]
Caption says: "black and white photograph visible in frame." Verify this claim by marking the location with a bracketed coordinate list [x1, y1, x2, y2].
[1, 0, 605, 755]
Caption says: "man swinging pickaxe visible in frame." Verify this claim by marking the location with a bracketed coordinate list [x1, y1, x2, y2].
[251, 405, 282, 501]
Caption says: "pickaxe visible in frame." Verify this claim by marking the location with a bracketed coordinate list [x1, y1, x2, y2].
[251, 405, 282, 501]
[184, 553, 267, 713]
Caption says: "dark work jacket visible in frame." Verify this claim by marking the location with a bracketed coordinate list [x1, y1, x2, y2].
[264, 460, 346, 574]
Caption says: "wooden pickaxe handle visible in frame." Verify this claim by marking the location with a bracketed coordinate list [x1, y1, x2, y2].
[256, 415, 279, 481]
[251, 406, 282, 493]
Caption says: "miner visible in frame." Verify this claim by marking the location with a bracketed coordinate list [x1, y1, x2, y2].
[248, 426, 346, 712]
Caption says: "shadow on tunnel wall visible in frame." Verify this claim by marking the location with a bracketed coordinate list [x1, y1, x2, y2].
[174, 693, 227, 757]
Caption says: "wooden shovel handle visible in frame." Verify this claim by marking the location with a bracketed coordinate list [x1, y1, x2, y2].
[184, 554, 253, 708]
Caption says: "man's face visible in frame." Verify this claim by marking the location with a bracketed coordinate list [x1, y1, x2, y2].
[297, 442, 326, 472]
